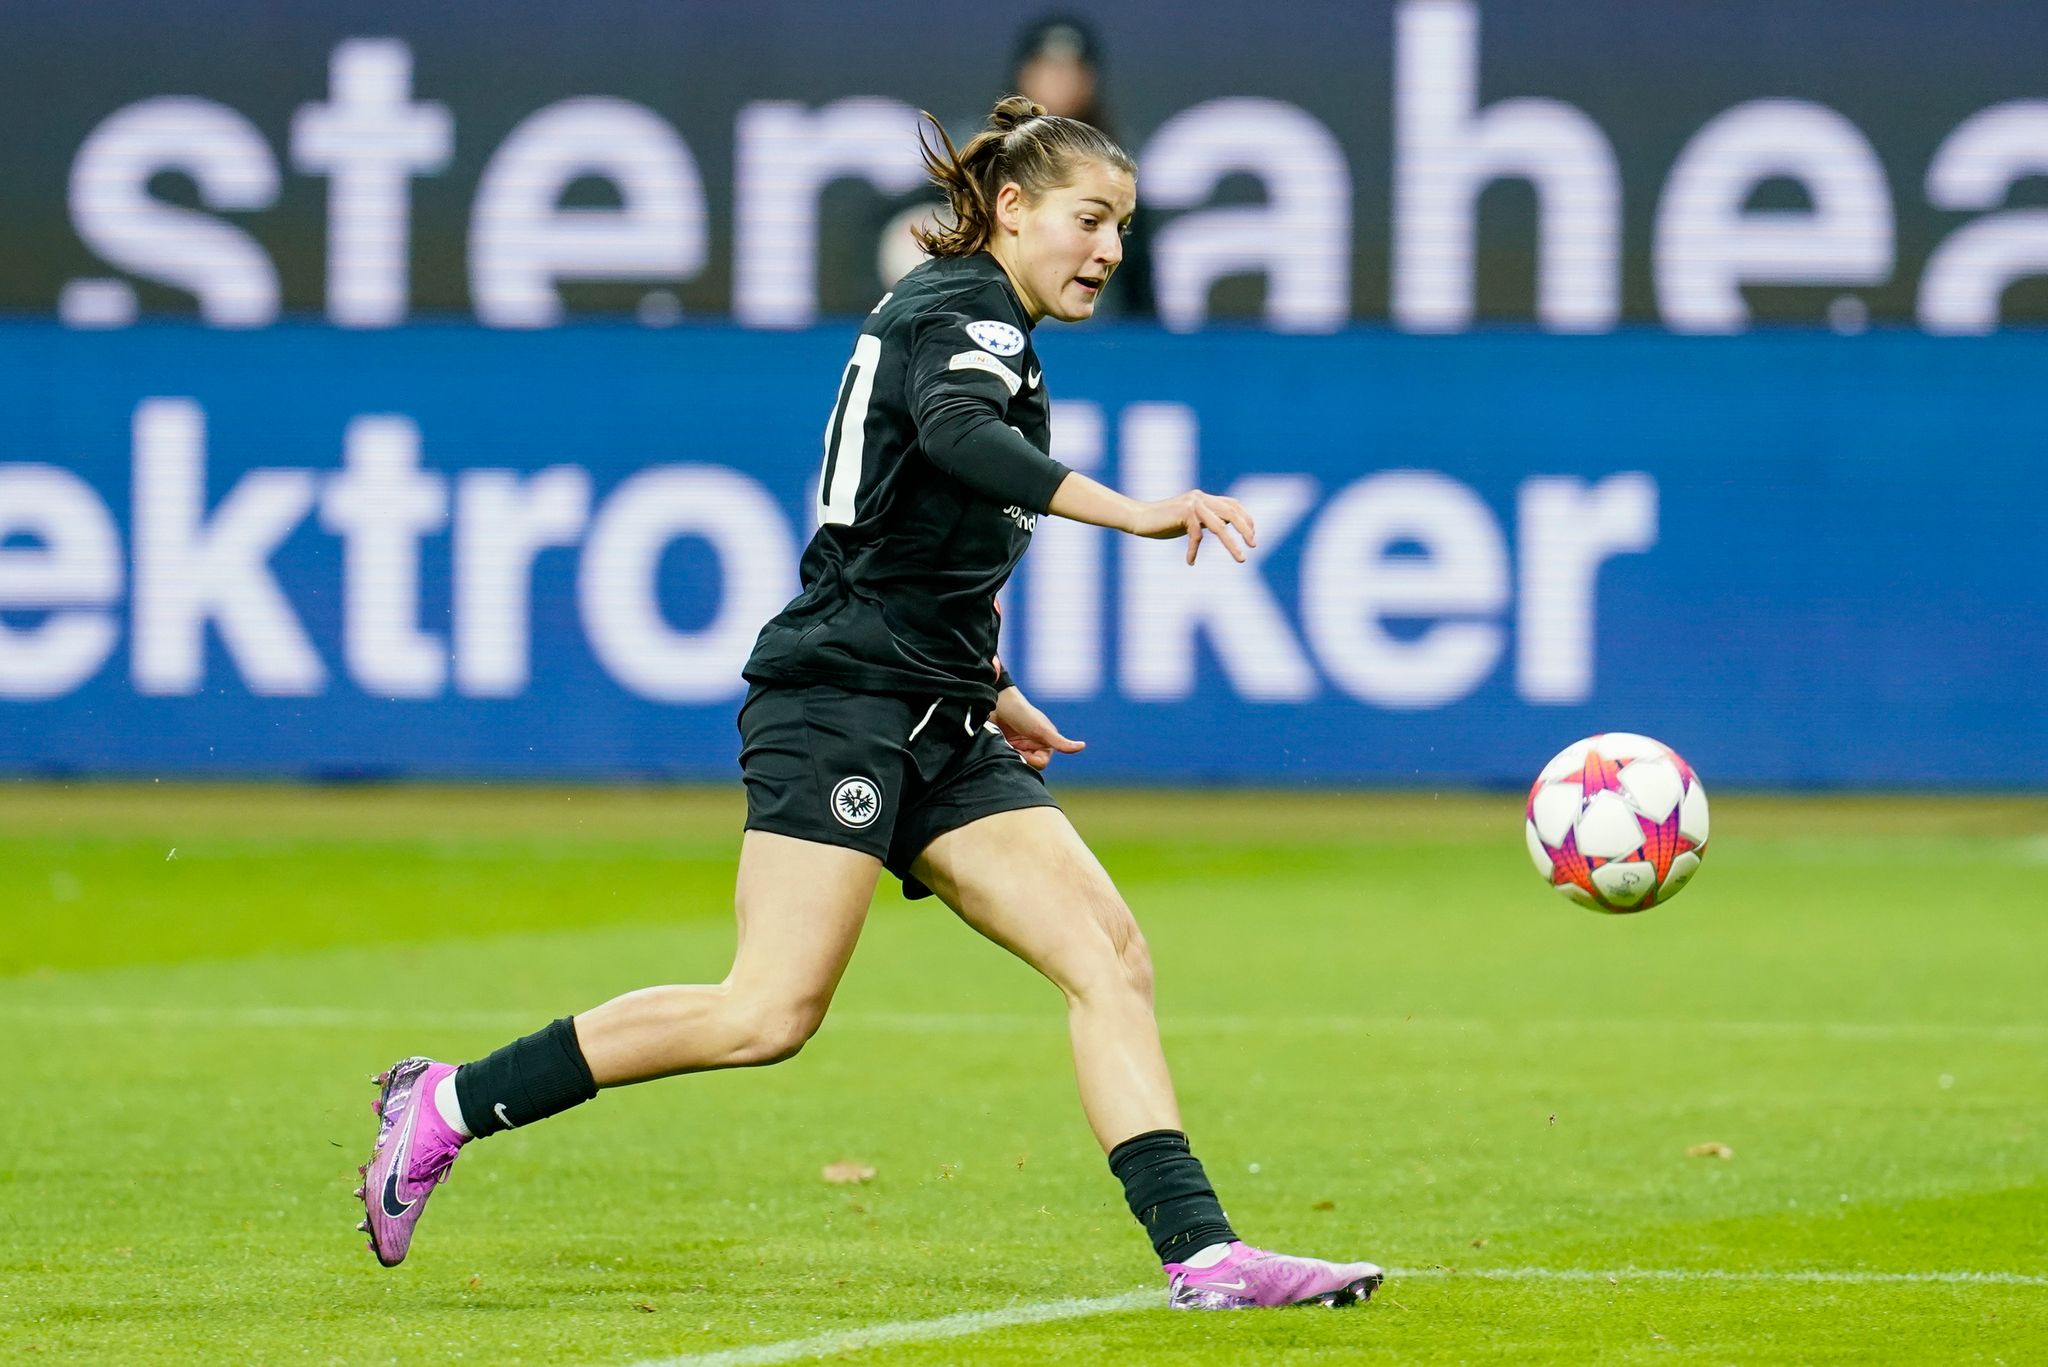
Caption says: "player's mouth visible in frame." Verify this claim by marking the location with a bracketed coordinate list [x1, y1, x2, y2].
[1074, 273, 1106, 296]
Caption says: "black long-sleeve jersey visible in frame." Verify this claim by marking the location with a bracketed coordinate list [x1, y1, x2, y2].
[743, 253, 1072, 706]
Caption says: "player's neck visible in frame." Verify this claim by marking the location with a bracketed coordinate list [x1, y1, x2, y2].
[982, 244, 1044, 323]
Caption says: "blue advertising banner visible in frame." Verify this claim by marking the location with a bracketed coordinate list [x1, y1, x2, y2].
[1, 322, 2042, 785]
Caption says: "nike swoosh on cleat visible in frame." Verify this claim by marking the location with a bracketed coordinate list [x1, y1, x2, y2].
[1209, 1277, 1249, 1292]
[379, 1095, 419, 1220]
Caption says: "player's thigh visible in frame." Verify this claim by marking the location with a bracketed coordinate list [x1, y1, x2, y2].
[909, 806, 1149, 999]
[729, 829, 882, 1011]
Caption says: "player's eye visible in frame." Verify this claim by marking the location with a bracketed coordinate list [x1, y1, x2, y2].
[1079, 216, 1098, 229]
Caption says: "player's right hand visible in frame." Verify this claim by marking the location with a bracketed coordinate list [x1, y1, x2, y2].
[1127, 490, 1258, 564]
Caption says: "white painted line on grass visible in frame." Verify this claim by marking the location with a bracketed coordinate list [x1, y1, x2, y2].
[6, 1003, 2045, 1044]
[836, 1013, 2048, 1044]
[1411, 1266, 2048, 1287]
[617, 1289, 1153, 1367]
[613, 1267, 2045, 1367]
[0, 1004, 536, 1030]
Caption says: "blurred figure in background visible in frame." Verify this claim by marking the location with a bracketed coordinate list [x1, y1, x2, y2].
[880, 14, 1155, 318]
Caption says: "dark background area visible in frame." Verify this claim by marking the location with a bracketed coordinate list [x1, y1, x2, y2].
[5, 0, 2045, 326]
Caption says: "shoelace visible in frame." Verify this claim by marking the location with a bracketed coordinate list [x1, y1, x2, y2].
[401, 1131, 461, 1190]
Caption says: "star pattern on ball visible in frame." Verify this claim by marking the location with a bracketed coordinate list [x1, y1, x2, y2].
[1526, 734, 1709, 914]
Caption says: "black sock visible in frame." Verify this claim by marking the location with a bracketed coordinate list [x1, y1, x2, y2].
[1108, 1129, 1238, 1263]
[453, 1016, 598, 1139]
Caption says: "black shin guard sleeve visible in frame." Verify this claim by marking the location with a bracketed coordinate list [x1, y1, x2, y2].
[1108, 1129, 1239, 1263]
[454, 1016, 598, 1138]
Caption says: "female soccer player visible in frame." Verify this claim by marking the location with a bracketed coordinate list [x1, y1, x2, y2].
[358, 96, 1382, 1312]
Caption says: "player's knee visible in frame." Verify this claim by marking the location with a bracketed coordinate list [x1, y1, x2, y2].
[1068, 889, 1154, 1005]
[1117, 923, 1156, 1002]
[726, 998, 826, 1066]
[1102, 911, 1155, 1003]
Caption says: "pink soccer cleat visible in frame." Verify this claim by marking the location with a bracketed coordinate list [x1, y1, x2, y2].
[1165, 1241, 1384, 1310]
[356, 1057, 466, 1267]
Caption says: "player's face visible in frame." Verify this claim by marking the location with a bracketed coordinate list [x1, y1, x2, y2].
[1007, 161, 1135, 323]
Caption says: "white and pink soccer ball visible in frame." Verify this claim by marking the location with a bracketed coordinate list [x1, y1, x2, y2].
[1526, 733, 1709, 913]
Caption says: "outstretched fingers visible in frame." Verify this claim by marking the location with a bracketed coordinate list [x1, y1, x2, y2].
[1186, 495, 1253, 565]
[1222, 496, 1257, 548]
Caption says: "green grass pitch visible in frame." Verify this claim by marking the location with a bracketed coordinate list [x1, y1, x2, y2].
[4, 785, 2044, 1364]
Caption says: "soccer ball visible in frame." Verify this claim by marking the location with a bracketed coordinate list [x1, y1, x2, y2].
[1525, 733, 1709, 913]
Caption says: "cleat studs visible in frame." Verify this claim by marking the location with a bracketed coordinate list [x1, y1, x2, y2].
[371, 1100, 382, 1116]
[357, 1219, 369, 1232]
[353, 1187, 365, 1200]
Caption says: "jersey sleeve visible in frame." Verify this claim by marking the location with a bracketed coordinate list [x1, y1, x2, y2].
[906, 307, 1071, 513]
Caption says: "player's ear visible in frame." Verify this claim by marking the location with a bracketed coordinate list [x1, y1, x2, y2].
[993, 181, 1028, 236]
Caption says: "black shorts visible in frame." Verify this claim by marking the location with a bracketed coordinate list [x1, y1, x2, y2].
[736, 682, 1059, 899]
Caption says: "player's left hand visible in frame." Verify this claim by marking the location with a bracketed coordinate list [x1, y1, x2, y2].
[991, 687, 1085, 771]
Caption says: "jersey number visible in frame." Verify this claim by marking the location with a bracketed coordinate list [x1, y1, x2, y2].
[820, 333, 881, 526]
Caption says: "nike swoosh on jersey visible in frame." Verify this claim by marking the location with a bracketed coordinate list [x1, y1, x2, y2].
[1026, 368, 1042, 390]
[380, 1102, 420, 1219]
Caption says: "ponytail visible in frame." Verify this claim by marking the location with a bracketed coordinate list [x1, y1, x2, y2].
[914, 94, 1135, 258]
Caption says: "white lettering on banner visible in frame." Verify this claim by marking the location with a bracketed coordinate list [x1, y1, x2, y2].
[66, 97, 280, 327]
[1515, 475, 1657, 703]
[1920, 102, 2048, 334]
[318, 416, 449, 698]
[0, 397, 1653, 711]
[53, 32, 2048, 335]
[578, 466, 798, 702]
[1300, 470, 1510, 709]
[1393, 0, 1620, 333]
[290, 40, 453, 328]
[470, 98, 707, 328]
[454, 467, 592, 697]
[733, 99, 928, 328]
[1117, 404, 1319, 702]
[1140, 99, 1352, 333]
[130, 399, 325, 696]
[0, 467, 124, 698]
[1021, 402, 1106, 700]
[1657, 101, 1894, 333]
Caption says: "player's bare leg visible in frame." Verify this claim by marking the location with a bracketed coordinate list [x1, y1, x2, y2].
[359, 832, 880, 1265]
[911, 806, 1382, 1309]
[911, 806, 1178, 1147]
[576, 831, 882, 1083]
